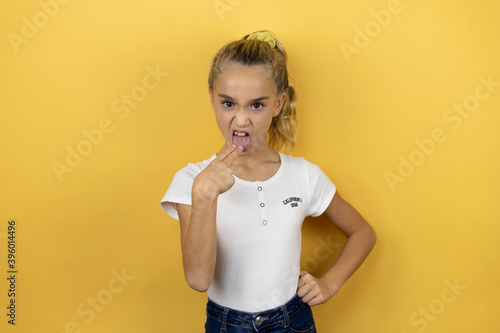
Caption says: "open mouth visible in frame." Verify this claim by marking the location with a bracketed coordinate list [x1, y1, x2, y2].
[232, 130, 251, 152]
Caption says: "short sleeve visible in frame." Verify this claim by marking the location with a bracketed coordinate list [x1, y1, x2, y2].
[160, 168, 195, 221]
[160, 155, 216, 221]
[304, 160, 336, 217]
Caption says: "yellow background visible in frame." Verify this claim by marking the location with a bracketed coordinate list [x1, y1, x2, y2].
[1, 0, 499, 332]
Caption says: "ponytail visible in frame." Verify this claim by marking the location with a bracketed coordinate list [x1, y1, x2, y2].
[268, 82, 297, 153]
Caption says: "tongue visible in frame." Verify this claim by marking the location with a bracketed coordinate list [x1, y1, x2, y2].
[232, 135, 251, 152]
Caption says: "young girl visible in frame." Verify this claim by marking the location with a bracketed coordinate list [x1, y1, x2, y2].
[161, 31, 376, 333]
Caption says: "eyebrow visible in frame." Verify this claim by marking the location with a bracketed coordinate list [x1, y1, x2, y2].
[217, 94, 269, 102]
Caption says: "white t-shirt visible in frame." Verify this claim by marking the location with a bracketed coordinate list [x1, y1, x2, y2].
[160, 152, 336, 312]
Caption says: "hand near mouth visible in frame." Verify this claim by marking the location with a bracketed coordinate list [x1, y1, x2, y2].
[193, 144, 243, 198]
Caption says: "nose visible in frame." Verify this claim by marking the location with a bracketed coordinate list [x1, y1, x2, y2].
[233, 107, 250, 126]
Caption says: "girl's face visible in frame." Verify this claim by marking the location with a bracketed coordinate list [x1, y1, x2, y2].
[209, 63, 286, 156]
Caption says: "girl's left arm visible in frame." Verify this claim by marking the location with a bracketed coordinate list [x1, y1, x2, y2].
[297, 191, 377, 306]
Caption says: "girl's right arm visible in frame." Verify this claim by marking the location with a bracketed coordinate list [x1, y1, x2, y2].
[176, 145, 242, 292]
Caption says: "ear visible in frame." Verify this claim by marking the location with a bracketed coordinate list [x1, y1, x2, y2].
[273, 91, 287, 117]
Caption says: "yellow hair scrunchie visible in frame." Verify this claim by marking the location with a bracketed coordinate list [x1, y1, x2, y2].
[246, 32, 276, 48]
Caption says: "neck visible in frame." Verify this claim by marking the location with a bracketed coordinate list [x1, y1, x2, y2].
[225, 145, 281, 182]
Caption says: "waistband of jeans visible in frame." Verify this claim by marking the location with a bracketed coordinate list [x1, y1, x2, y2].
[206, 293, 304, 322]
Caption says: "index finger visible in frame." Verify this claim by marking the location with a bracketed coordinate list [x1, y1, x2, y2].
[222, 145, 243, 165]
[216, 144, 241, 162]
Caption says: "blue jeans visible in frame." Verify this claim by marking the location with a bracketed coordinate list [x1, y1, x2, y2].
[205, 294, 317, 333]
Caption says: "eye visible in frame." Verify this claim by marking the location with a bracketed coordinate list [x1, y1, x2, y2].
[221, 100, 234, 108]
[251, 103, 264, 110]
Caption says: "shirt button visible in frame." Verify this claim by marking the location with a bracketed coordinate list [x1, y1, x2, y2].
[262, 220, 267, 225]
[257, 186, 262, 191]
[260, 202, 265, 207]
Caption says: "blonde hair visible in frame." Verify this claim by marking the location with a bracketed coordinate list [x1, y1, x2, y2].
[208, 30, 297, 153]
